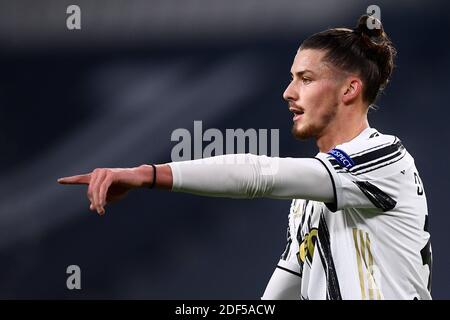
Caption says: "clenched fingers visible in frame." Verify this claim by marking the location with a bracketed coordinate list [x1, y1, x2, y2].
[98, 175, 114, 214]
[93, 170, 110, 215]
[87, 171, 99, 211]
[89, 169, 107, 215]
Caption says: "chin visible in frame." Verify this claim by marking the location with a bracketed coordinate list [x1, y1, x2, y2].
[291, 123, 315, 140]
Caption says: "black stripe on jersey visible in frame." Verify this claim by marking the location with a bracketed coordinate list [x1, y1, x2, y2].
[281, 226, 292, 261]
[349, 140, 393, 158]
[307, 207, 313, 231]
[352, 151, 406, 176]
[317, 213, 342, 300]
[297, 210, 313, 269]
[297, 217, 304, 245]
[314, 158, 338, 212]
[353, 181, 397, 211]
[332, 151, 406, 176]
[350, 147, 405, 174]
[420, 215, 432, 292]
[330, 159, 340, 167]
[276, 265, 302, 278]
[315, 242, 330, 299]
[350, 138, 404, 167]
[350, 141, 392, 158]
[328, 138, 401, 169]
[301, 200, 309, 227]
[327, 140, 406, 175]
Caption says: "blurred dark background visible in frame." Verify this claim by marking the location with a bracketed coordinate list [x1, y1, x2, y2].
[0, 0, 449, 299]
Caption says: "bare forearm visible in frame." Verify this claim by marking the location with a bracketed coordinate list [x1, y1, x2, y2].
[137, 164, 173, 190]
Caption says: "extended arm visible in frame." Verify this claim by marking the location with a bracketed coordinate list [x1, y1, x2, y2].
[58, 153, 334, 215]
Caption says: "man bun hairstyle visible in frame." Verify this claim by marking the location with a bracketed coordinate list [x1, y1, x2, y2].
[300, 14, 397, 106]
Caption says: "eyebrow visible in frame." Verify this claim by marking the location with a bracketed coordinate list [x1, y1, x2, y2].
[290, 69, 316, 78]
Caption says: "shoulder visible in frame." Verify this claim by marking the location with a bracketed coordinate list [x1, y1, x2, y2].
[336, 127, 398, 157]
[320, 128, 415, 178]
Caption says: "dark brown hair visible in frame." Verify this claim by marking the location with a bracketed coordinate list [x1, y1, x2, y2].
[300, 15, 397, 106]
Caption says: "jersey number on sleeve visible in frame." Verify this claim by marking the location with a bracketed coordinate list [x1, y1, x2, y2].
[414, 172, 424, 196]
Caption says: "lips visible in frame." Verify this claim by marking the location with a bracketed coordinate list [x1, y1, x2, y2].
[289, 107, 304, 122]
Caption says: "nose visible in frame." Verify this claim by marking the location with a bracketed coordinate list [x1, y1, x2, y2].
[283, 81, 298, 102]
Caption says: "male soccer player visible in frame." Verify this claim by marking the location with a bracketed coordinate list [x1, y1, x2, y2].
[58, 15, 432, 300]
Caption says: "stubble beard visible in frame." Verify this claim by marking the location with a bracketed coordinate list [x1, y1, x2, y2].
[291, 107, 337, 141]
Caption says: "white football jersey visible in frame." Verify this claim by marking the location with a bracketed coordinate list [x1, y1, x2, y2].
[264, 127, 432, 300]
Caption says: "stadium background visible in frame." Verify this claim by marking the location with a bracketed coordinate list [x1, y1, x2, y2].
[1, 0, 449, 299]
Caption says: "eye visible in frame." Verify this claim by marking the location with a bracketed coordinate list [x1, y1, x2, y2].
[302, 77, 312, 84]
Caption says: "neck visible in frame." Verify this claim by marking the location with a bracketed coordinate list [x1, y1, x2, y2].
[316, 112, 369, 153]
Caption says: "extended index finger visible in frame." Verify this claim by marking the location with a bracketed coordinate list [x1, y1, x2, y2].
[57, 173, 91, 185]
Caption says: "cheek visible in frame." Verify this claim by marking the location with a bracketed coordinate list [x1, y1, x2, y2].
[302, 82, 330, 114]
[308, 82, 339, 112]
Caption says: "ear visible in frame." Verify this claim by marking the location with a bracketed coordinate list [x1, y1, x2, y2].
[342, 78, 363, 104]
